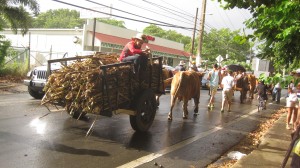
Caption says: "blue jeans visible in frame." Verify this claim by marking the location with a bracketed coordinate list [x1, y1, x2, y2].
[272, 88, 281, 103]
[121, 54, 148, 72]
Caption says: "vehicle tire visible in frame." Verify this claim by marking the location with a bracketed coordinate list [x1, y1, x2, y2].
[28, 86, 44, 99]
[65, 105, 87, 119]
[130, 89, 157, 132]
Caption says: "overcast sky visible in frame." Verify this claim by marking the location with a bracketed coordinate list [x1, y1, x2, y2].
[38, 0, 252, 37]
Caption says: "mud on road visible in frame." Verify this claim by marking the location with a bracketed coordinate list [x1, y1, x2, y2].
[0, 77, 27, 94]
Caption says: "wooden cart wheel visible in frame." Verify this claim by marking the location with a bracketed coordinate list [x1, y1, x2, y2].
[130, 89, 157, 132]
[65, 105, 87, 119]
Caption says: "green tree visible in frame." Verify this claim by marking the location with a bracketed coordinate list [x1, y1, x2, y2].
[143, 25, 251, 64]
[217, 0, 300, 71]
[143, 24, 192, 53]
[0, 0, 39, 66]
[143, 24, 167, 37]
[201, 28, 251, 64]
[97, 18, 126, 28]
[32, 9, 85, 28]
[0, 35, 11, 65]
[0, 0, 38, 35]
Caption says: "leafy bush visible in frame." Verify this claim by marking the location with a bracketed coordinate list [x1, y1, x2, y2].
[258, 73, 297, 87]
[0, 48, 28, 77]
[0, 61, 28, 77]
[0, 35, 11, 66]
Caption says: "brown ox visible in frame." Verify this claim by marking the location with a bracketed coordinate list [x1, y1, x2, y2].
[156, 68, 174, 106]
[247, 74, 257, 99]
[235, 74, 249, 103]
[168, 71, 202, 120]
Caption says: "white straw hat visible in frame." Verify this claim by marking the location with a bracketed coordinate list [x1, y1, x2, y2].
[132, 33, 147, 42]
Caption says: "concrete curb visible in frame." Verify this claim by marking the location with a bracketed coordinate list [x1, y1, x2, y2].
[0, 84, 16, 89]
[232, 113, 292, 167]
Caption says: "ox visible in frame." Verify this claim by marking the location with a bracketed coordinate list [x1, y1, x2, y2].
[235, 73, 249, 103]
[156, 68, 174, 106]
[168, 71, 202, 120]
[247, 74, 257, 99]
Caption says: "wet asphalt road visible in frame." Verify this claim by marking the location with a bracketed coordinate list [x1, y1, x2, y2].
[0, 90, 282, 168]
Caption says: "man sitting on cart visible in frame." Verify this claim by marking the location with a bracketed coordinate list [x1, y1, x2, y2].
[119, 33, 150, 78]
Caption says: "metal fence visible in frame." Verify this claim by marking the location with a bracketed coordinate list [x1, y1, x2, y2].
[5, 46, 69, 70]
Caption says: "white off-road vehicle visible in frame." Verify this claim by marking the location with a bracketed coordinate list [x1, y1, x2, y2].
[24, 51, 95, 99]
[23, 63, 61, 99]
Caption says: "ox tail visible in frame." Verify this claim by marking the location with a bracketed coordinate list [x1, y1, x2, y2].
[172, 72, 184, 99]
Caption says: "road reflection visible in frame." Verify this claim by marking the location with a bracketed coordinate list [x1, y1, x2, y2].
[30, 118, 46, 135]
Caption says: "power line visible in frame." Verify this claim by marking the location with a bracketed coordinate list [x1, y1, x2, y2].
[51, 0, 195, 30]
[243, 10, 252, 18]
[238, 9, 248, 21]
[204, 24, 213, 31]
[85, 0, 193, 29]
[222, 10, 236, 30]
[160, 0, 195, 18]
[142, 0, 195, 24]
[212, 2, 231, 29]
[118, 0, 195, 27]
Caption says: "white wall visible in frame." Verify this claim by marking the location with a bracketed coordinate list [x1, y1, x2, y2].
[252, 57, 271, 77]
[1, 29, 85, 66]
[1, 24, 186, 66]
[2, 29, 84, 54]
[84, 19, 184, 50]
[252, 58, 270, 71]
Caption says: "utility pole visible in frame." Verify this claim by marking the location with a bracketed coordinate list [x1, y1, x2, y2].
[196, 0, 207, 66]
[92, 18, 96, 51]
[191, 8, 198, 55]
[28, 32, 31, 71]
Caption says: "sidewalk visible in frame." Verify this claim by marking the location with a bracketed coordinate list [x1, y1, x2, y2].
[233, 101, 293, 168]
[0, 82, 16, 89]
[0, 82, 27, 93]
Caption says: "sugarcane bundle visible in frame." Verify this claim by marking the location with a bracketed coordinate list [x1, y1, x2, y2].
[42, 52, 130, 114]
[42, 52, 162, 115]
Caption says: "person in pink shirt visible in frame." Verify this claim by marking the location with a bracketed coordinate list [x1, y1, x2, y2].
[119, 33, 150, 75]
[286, 87, 298, 130]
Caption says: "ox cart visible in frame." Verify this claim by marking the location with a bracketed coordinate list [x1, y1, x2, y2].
[42, 52, 165, 132]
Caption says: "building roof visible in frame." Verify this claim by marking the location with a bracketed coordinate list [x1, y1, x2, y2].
[93, 32, 190, 58]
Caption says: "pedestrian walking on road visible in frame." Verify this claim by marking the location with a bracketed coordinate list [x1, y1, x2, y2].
[220, 70, 235, 112]
[287, 80, 295, 97]
[175, 61, 186, 71]
[254, 80, 268, 109]
[272, 82, 282, 103]
[297, 83, 300, 99]
[286, 87, 299, 130]
[207, 64, 221, 109]
[189, 61, 198, 72]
